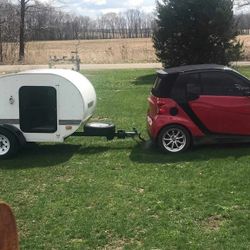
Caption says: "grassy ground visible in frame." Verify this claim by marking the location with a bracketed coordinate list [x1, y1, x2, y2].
[0, 68, 250, 249]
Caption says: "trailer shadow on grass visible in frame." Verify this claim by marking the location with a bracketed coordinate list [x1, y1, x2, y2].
[0, 143, 109, 169]
[130, 140, 250, 164]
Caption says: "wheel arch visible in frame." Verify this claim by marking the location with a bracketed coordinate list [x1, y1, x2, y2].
[0, 124, 26, 146]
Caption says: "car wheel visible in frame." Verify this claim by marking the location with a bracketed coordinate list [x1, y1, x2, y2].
[157, 125, 191, 153]
[0, 130, 19, 159]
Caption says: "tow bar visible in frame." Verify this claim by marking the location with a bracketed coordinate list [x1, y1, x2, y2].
[73, 122, 145, 142]
[115, 128, 145, 142]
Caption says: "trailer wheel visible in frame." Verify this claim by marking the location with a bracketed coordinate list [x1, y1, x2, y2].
[0, 130, 19, 159]
[84, 122, 116, 139]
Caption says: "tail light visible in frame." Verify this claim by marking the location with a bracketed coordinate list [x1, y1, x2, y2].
[156, 100, 168, 115]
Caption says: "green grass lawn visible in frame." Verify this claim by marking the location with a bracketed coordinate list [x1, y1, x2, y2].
[0, 68, 250, 249]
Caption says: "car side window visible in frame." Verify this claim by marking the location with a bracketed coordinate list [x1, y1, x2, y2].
[201, 71, 250, 96]
[186, 73, 201, 96]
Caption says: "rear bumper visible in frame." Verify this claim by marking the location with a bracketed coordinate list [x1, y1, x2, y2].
[147, 113, 205, 140]
[147, 115, 158, 140]
[147, 121, 155, 141]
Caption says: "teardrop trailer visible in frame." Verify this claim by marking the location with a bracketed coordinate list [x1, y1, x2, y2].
[0, 69, 142, 159]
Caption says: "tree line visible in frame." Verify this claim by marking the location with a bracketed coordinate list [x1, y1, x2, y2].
[25, 4, 155, 41]
[237, 13, 250, 34]
[0, 0, 155, 63]
[0, 0, 250, 64]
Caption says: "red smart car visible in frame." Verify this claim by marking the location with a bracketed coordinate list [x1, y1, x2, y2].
[147, 64, 250, 153]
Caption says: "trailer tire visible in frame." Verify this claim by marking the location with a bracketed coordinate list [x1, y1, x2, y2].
[0, 130, 19, 159]
[84, 122, 116, 139]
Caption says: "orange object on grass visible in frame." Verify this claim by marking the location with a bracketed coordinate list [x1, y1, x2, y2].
[0, 202, 19, 250]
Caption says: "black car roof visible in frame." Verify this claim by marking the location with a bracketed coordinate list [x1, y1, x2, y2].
[157, 64, 232, 75]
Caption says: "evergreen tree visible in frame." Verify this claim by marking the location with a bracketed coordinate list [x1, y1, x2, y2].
[153, 0, 243, 67]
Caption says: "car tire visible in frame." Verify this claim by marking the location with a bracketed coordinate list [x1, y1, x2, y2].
[157, 125, 191, 153]
[0, 130, 19, 159]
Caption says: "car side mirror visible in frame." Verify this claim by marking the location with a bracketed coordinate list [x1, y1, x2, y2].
[187, 92, 200, 101]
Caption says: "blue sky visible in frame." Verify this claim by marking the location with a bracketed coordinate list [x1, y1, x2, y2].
[40, 0, 156, 17]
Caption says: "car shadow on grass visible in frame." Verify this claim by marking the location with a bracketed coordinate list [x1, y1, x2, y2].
[0, 143, 109, 169]
[130, 140, 250, 164]
[133, 73, 156, 85]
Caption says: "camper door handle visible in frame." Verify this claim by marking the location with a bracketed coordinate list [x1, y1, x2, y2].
[9, 96, 15, 105]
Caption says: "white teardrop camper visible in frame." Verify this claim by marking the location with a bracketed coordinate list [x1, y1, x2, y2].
[0, 69, 96, 158]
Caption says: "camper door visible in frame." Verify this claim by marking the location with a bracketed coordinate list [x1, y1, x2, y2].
[19, 86, 58, 134]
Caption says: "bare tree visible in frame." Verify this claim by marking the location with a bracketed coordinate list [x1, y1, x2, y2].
[0, 1, 8, 63]
[0, 16, 5, 63]
[0, 23, 4, 63]
[0, 0, 19, 64]
[124, 9, 143, 38]
[79, 16, 91, 39]
[18, 0, 31, 62]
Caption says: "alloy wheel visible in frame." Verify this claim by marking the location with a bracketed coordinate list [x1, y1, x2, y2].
[162, 128, 187, 153]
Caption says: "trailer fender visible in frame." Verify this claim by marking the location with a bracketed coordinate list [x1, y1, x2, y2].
[0, 125, 26, 146]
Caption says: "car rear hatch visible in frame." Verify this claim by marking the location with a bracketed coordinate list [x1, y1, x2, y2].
[148, 72, 179, 117]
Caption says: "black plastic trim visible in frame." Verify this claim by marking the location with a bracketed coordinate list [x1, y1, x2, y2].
[0, 119, 20, 125]
[59, 120, 82, 125]
[178, 103, 211, 134]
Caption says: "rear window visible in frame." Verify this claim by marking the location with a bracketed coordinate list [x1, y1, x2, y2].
[152, 73, 179, 98]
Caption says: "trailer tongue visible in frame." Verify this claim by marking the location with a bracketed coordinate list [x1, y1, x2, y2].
[73, 122, 145, 142]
